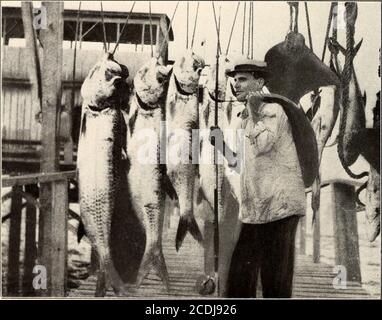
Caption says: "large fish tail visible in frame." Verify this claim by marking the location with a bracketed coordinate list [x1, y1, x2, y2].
[175, 212, 203, 251]
[136, 246, 170, 291]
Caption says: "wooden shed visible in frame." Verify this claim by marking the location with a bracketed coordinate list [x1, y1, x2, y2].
[2, 6, 174, 172]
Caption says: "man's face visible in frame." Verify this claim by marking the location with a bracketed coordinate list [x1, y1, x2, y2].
[233, 72, 264, 102]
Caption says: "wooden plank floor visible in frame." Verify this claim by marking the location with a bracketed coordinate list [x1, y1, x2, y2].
[68, 227, 370, 299]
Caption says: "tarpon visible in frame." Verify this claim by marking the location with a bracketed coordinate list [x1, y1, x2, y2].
[78, 53, 129, 296]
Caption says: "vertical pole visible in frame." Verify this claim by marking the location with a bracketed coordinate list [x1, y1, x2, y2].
[7, 186, 22, 296]
[157, 16, 168, 65]
[22, 184, 38, 296]
[299, 215, 306, 255]
[331, 183, 362, 283]
[38, 2, 65, 297]
[313, 205, 320, 263]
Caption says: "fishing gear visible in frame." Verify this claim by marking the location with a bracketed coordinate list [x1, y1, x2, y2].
[225, 1, 240, 55]
[149, 2, 153, 57]
[156, 1, 179, 60]
[112, 1, 136, 54]
[190, 2, 199, 49]
[100, 2, 107, 52]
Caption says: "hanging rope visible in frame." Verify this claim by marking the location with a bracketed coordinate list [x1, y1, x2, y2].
[186, 2, 189, 49]
[251, 2, 254, 59]
[247, 3, 251, 58]
[100, 2, 107, 52]
[112, 1, 136, 54]
[211, 2, 222, 55]
[191, 2, 199, 49]
[241, 2, 246, 55]
[71, 2, 81, 116]
[321, 2, 335, 62]
[304, 2, 313, 51]
[225, 2, 240, 55]
[149, 2, 153, 57]
[157, 1, 179, 59]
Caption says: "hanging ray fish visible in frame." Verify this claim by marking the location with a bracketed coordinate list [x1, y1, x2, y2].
[126, 58, 172, 290]
[166, 50, 205, 251]
[78, 52, 129, 296]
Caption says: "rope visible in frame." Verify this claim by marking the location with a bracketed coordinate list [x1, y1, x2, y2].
[211, 2, 221, 55]
[251, 2, 254, 59]
[304, 2, 313, 51]
[247, 3, 251, 58]
[225, 2, 240, 55]
[321, 3, 334, 62]
[149, 2, 153, 57]
[157, 1, 179, 59]
[71, 2, 81, 120]
[100, 2, 107, 52]
[190, 2, 199, 49]
[112, 1, 136, 54]
[241, 2, 246, 55]
[186, 2, 189, 49]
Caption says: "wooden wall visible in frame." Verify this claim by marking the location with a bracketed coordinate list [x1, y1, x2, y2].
[2, 46, 151, 143]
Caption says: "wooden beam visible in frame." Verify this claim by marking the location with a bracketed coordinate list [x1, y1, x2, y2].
[40, 1, 64, 173]
[331, 183, 362, 283]
[38, 2, 66, 297]
[2, 170, 76, 188]
[22, 184, 38, 296]
[7, 185, 23, 296]
[157, 16, 168, 65]
[298, 216, 306, 255]
[313, 205, 320, 263]
[21, 2, 42, 116]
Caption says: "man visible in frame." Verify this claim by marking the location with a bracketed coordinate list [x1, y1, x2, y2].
[211, 58, 307, 298]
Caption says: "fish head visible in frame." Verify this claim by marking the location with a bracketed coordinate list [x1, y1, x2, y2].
[133, 58, 172, 106]
[205, 54, 234, 100]
[173, 50, 205, 94]
[81, 52, 129, 110]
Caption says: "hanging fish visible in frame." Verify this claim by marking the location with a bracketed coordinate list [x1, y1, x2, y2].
[166, 50, 205, 251]
[77, 53, 129, 296]
[126, 58, 172, 290]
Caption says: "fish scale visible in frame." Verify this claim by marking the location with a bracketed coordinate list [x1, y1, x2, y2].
[78, 53, 129, 297]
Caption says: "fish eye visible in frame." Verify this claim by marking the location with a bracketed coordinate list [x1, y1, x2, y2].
[157, 76, 164, 84]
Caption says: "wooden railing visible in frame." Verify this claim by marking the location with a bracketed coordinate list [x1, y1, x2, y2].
[2, 170, 76, 296]
[300, 179, 364, 283]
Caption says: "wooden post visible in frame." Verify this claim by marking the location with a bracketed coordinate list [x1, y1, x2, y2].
[38, 2, 66, 297]
[313, 202, 320, 263]
[299, 216, 306, 255]
[331, 183, 362, 283]
[22, 184, 38, 296]
[203, 220, 215, 277]
[157, 16, 169, 65]
[7, 186, 22, 296]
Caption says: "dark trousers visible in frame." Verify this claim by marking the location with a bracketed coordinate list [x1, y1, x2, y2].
[227, 215, 300, 298]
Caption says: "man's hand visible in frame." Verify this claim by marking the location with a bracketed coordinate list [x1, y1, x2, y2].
[209, 126, 224, 147]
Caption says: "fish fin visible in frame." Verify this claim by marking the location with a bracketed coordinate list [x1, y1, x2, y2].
[354, 39, 363, 56]
[136, 247, 170, 291]
[163, 172, 178, 201]
[196, 186, 205, 205]
[80, 112, 87, 136]
[329, 57, 340, 78]
[328, 37, 346, 56]
[128, 107, 138, 137]
[175, 215, 203, 251]
[226, 103, 232, 124]
[77, 220, 86, 243]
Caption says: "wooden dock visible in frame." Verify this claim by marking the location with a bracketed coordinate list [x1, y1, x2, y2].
[68, 226, 370, 299]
